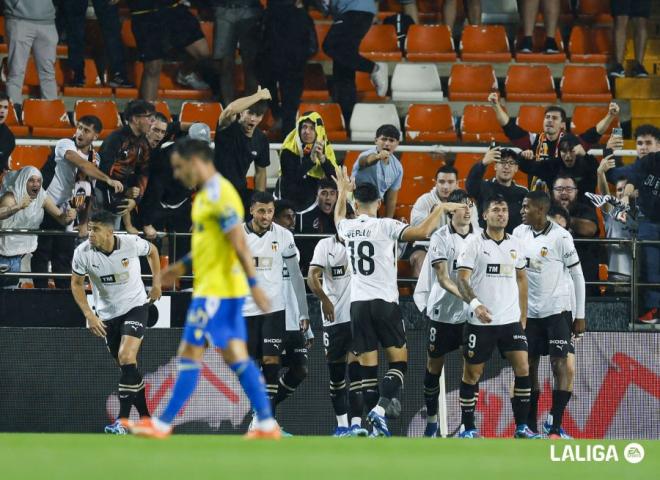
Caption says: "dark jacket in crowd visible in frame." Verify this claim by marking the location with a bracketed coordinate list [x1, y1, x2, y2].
[0, 123, 16, 172]
[517, 153, 600, 198]
[608, 152, 660, 222]
[466, 161, 529, 233]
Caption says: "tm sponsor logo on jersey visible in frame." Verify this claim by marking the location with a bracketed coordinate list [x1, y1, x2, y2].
[331, 266, 346, 277]
[100, 272, 130, 284]
[486, 264, 513, 275]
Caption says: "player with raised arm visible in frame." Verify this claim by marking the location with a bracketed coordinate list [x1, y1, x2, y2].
[71, 210, 161, 434]
[333, 166, 464, 437]
[413, 189, 480, 437]
[308, 205, 369, 437]
[456, 194, 541, 439]
[243, 193, 310, 427]
[513, 190, 586, 439]
[129, 139, 279, 439]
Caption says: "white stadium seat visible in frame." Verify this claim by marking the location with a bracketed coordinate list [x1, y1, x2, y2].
[390, 63, 444, 102]
[349, 103, 401, 142]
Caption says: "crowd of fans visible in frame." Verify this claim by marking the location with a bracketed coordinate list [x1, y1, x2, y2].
[0, 0, 657, 324]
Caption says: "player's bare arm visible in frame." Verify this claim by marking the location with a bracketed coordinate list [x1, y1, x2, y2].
[332, 165, 355, 226]
[71, 272, 106, 337]
[226, 224, 271, 313]
[516, 268, 528, 329]
[457, 268, 492, 324]
[146, 242, 162, 303]
[307, 265, 335, 323]
[433, 261, 462, 299]
[401, 202, 466, 242]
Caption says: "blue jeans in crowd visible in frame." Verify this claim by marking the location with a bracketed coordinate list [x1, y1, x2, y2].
[0, 254, 21, 288]
[637, 219, 660, 311]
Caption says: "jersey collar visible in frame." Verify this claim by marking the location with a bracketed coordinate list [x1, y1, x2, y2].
[449, 222, 474, 238]
[482, 230, 509, 245]
[94, 235, 119, 256]
[532, 221, 553, 238]
[245, 221, 272, 238]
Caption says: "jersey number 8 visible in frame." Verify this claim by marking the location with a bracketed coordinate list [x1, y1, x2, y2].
[347, 241, 375, 276]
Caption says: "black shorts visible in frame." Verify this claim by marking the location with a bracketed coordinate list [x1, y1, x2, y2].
[350, 299, 406, 354]
[281, 330, 308, 368]
[610, 0, 651, 18]
[427, 321, 465, 358]
[131, 5, 205, 62]
[526, 311, 574, 358]
[323, 322, 353, 362]
[104, 304, 148, 360]
[463, 322, 528, 364]
[246, 310, 285, 359]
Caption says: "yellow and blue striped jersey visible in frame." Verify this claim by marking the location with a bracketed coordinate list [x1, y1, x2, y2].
[191, 174, 248, 298]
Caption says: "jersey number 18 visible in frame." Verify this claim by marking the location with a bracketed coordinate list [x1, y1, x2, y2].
[348, 241, 375, 275]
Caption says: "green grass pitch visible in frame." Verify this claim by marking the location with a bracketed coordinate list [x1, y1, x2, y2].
[0, 435, 657, 480]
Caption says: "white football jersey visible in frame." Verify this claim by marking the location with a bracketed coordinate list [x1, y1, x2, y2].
[424, 224, 480, 324]
[282, 248, 304, 331]
[512, 221, 581, 318]
[310, 236, 352, 327]
[457, 232, 527, 326]
[243, 222, 297, 317]
[336, 215, 408, 304]
[71, 234, 150, 320]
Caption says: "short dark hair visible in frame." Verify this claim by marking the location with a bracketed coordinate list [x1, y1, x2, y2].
[436, 165, 458, 178]
[174, 138, 213, 163]
[558, 133, 581, 151]
[247, 100, 269, 116]
[375, 124, 401, 140]
[125, 100, 155, 121]
[78, 115, 102, 133]
[447, 188, 469, 204]
[545, 105, 567, 124]
[89, 210, 115, 226]
[525, 190, 551, 211]
[274, 199, 296, 218]
[353, 182, 380, 204]
[499, 148, 518, 162]
[633, 124, 660, 141]
[549, 204, 571, 226]
[0, 90, 10, 103]
[482, 193, 508, 212]
[318, 177, 337, 190]
[153, 112, 169, 124]
[250, 191, 275, 206]
[553, 174, 578, 188]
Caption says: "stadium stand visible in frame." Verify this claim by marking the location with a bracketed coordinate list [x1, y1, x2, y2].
[22, 99, 74, 138]
[404, 25, 456, 62]
[349, 103, 401, 142]
[447, 64, 497, 101]
[460, 25, 511, 62]
[504, 65, 557, 103]
[404, 104, 456, 143]
[390, 63, 443, 101]
[73, 100, 121, 139]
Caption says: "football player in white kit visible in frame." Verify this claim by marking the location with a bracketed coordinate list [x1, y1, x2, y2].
[70, 210, 161, 434]
[413, 189, 480, 437]
[308, 204, 370, 437]
[333, 166, 464, 437]
[271, 200, 313, 428]
[456, 194, 541, 439]
[242, 192, 309, 422]
[514, 190, 586, 439]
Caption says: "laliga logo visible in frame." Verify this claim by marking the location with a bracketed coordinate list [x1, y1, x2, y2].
[550, 443, 645, 463]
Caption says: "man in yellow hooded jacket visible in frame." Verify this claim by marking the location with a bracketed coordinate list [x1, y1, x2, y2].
[277, 111, 339, 210]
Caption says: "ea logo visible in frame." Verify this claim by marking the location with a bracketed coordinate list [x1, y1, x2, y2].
[623, 443, 645, 464]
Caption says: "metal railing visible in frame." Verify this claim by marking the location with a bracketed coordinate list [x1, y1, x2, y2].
[1, 228, 658, 327]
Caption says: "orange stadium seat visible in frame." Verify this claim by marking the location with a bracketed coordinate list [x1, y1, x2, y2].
[343, 151, 361, 175]
[454, 153, 483, 186]
[571, 105, 618, 141]
[359, 25, 402, 61]
[516, 105, 546, 133]
[121, 19, 137, 48]
[568, 25, 613, 64]
[404, 104, 457, 143]
[311, 23, 331, 62]
[5, 102, 28, 137]
[22, 99, 74, 138]
[356, 71, 382, 101]
[405, 25, 456, 62]
[505, 65, 557, 102]
[301, 63, 330, 101]
[4, 57, 65, 96]
[153, 101, 172, 120]
[200, 21, 214, 54]
[297, 103, 348, 142]
[577, 0, 612, 23]
[460, 25, 511, 62]
[399, 152, 446, 190]
[61, 59, 112, 97]
[73, 100, 121, 139]
[460, 105, 508, 143]
[159, 63, 213, 100]
[515, 27, 566, 63]
[179, 102, 223, 134]
[0, 16, 6, 54]
[448, 64, 497, 101]
[561, 65, 612, 103]
[9, 146, 52, 170]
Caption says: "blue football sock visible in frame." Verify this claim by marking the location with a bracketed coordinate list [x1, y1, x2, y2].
[160, 358, 200, 425]
[230, 360, 273, 422]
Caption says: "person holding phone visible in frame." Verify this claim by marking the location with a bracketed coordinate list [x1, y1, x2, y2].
[466, 146, 528, 233]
